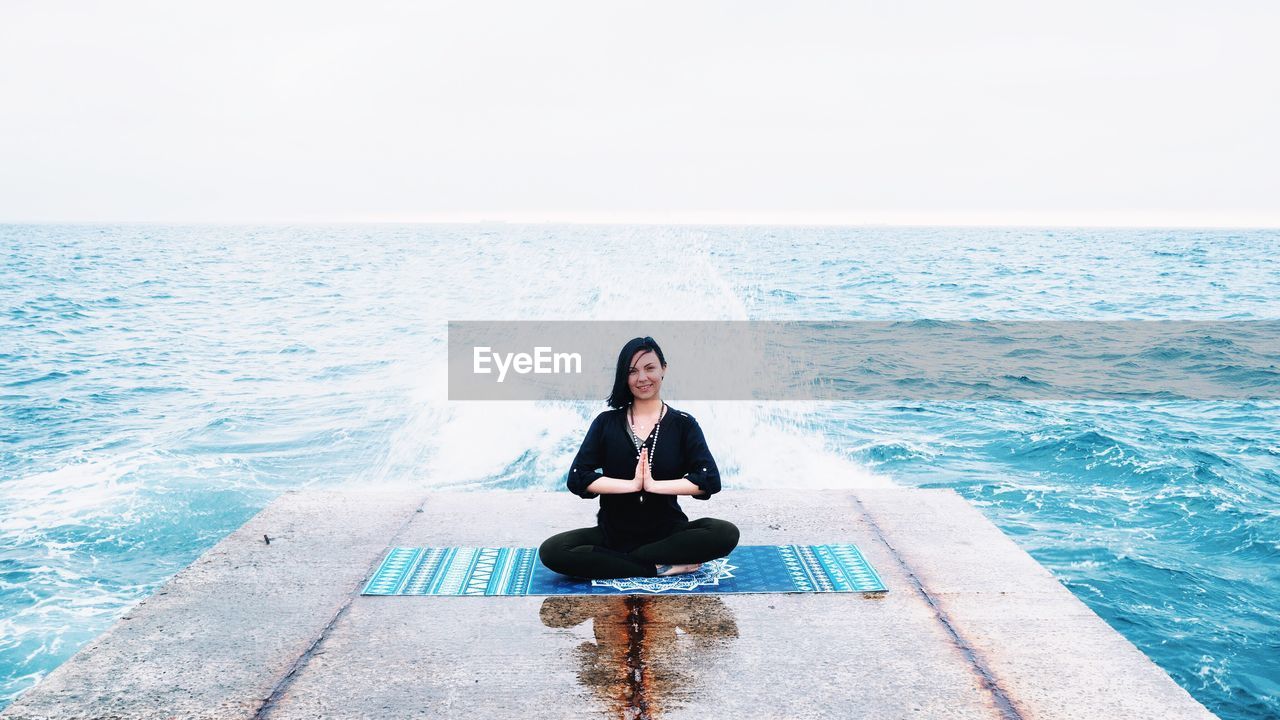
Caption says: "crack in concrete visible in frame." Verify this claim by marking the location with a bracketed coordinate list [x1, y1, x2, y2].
[251, 494, 431, 719]
[849, 493, 1025, 720]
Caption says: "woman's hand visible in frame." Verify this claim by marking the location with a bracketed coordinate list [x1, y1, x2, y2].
[632, 450, 647, 492]
[640, 448, 657, 493]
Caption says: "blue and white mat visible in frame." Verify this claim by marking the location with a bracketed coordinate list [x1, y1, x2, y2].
[361, 544, 887, 596]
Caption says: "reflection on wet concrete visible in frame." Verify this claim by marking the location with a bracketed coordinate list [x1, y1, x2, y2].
[540, 596, 739, 719]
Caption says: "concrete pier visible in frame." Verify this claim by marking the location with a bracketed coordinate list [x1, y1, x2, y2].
[1, 488, 1218, 719]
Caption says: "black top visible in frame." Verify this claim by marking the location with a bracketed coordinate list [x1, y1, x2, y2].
[566, 405, 721, 552]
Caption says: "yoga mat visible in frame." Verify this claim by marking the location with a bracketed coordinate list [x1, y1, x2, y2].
[361, 543, 887, 596]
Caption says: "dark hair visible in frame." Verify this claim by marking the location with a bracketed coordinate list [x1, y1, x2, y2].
[606, 336, 667, 409]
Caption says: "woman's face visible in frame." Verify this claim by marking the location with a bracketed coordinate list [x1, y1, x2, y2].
[628, 349, 663, 401]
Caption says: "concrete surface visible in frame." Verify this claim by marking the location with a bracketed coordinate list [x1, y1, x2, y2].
[0, 488, 1220, 719]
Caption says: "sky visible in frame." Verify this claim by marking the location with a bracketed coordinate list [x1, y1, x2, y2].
[1, 0, 1277, 226]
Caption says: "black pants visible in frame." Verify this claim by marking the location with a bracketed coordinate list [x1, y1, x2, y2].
[539, 517, 740, 580]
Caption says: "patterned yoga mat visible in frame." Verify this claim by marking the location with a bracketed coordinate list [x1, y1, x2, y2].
[361, 543, 887, 596]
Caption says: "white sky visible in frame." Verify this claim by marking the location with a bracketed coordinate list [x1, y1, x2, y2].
[1, 0, 1276, 226]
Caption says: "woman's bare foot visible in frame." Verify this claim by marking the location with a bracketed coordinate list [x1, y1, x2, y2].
[655, 562, 703, 577]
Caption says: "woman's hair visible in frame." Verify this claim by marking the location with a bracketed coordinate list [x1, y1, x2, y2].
[606, 336, 667, 409]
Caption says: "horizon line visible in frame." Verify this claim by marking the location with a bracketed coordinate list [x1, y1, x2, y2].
[2, 215, 1279, 230]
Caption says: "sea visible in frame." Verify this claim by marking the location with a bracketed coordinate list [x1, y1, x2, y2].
[1, 224, 1277, 719]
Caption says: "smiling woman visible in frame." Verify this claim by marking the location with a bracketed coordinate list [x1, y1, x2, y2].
[538, 336, 740, 579]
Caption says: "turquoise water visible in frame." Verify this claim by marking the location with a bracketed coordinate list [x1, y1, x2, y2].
[2, 224, 1278, 718]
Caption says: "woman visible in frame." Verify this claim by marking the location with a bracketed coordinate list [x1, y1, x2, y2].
[539, 336, 740, 580]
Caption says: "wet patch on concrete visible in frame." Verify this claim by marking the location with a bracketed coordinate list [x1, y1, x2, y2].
[541, 596, 739, 719]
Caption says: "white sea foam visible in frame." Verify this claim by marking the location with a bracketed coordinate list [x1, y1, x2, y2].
[356, 226, 892, 492]
[0, 449, 155, 548]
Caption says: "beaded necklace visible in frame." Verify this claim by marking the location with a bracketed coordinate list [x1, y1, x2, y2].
[628, 401, 666, 503]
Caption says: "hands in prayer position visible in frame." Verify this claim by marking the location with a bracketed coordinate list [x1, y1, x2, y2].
[633, 448, 657, 493]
